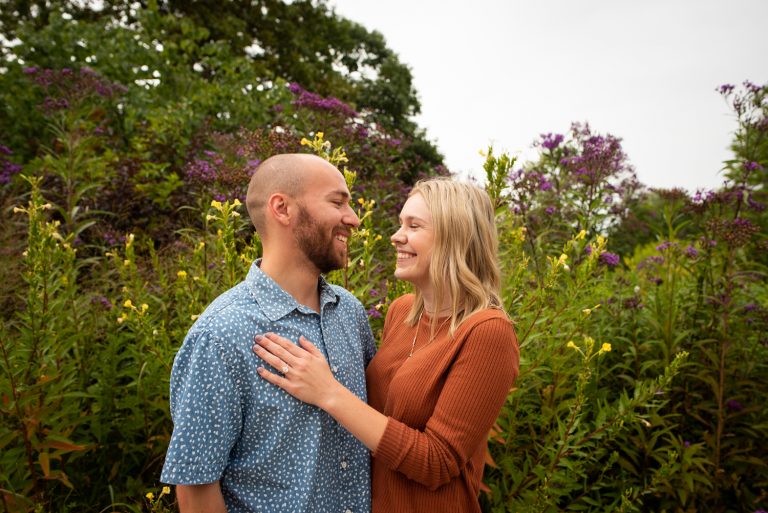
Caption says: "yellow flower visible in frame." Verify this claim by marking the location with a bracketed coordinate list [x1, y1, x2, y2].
[145, 492, 154, 500]
[576, 229, 586, 240]
[300, 137, 310, 146]
[123, 259, 131, 267]
[601, 343, 612, 353]
[177, 270, 187, 279]
[566, 341, 578, 350]
[232, 198, 241, 207]
[123, 299, 133, 308]
[117, 315, 125, 324]
[191, 314, 200, 321]
[210, 200, 223, 210]
[12, 206, 25, 214]
[582, 308, 592, 316]
[358, 197, 365, 205]
[206, 214, 216, 221]
[557, 254, 568, 267]
[316, 131, 324, 139]
[141, 303, 149, 313]
[161, 486, 171, 496]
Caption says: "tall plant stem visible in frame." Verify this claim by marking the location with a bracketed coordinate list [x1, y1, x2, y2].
[0, 337, 40, 496]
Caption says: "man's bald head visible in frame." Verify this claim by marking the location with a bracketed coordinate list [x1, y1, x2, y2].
[246, 153, 336, 235]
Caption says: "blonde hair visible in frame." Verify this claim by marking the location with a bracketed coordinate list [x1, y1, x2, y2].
[405, 178, 504, 335]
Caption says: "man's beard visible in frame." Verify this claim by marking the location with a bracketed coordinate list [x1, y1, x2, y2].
[294, 205, 347, 274]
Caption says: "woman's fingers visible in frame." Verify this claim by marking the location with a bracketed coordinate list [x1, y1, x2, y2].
[298, 336, 323, 357]
[253, 333, 300, 366]
[252, 338, 292, 374]
[256, 366, 290, 390]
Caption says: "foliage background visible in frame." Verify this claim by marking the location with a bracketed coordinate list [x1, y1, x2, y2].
[0, 1, 766, 512]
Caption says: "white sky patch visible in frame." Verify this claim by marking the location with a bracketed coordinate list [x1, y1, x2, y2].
[330, 0, 768, 191]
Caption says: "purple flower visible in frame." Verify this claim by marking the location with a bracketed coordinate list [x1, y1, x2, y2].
[23, 66, 39, 74]
[92, 296, 113, 309]
[744, 303, 759, 312]
[637, 255, 664, 270]
[367, 307, 382, 319]
[717, 84, 735, 95]
[685, 245, 699, 258]
[726, 399, 744, 412]
[684, 440, 691, 448]
[655, 241, 678, 252]
[539, 180, 553, 191]
[599, 252, 620, 267]
[245, 159, 261, 176]
[545, 206, 556, 215]
[744, 161, 763, 172]
[288, 82, 358, 118]
[540, 133, 564, 151]
[369, 289, 379, 297]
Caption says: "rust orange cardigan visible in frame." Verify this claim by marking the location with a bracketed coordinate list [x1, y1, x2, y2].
[366, 294, 519, 513]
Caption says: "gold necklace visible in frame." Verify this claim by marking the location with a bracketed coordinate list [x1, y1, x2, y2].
[408, 312, 451, 358]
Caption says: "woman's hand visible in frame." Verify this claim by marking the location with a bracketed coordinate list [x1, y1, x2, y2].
[253, 333, 340, 409]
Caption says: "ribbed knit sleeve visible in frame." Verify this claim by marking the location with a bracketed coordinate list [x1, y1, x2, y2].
[371, 314, 518, 490]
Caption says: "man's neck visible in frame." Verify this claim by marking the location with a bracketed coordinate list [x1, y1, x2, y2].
[259, 255, 321, 313]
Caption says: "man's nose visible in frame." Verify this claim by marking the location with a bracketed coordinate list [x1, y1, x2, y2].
[344, 206, 360, 228]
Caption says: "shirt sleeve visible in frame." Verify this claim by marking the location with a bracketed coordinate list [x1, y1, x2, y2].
[160, 329, 243, 485]
[372, 316, 519, 490]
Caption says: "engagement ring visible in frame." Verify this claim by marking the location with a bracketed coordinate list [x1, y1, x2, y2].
[281, 365, 290, 374]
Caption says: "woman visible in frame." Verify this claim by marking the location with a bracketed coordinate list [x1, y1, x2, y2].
[253, 178, 519, 512]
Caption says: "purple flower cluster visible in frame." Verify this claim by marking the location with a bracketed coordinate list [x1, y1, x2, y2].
[185, 151, 224, 183]
[558, 123, 634, 189]
[655, 241, 678, 252]
[637, 255, 664, 270]
[245, 159, 262, 176]
[24, 66, 127, 115]
[725, 399, 744, 412]
[598, 251, 620, 267]
[684, 245, 699, 258]
[0, 144, 23, 185]
[287, 82, 358, 119]
[539, 133, 564, 151]
[717, 84, 735, 95]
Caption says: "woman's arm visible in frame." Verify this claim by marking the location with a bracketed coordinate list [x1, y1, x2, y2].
[254, 315, 519, 489]
[254, 334, 388, 452]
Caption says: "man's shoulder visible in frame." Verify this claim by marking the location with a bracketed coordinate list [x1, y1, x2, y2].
[187, 281, 255, 335]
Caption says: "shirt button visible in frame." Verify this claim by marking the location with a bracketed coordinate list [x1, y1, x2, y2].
[340, 461, 348, 469]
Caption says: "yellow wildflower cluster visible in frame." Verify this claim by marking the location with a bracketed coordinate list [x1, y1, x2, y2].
[117, 298, 149, 324]
[145, 485, 171, 502]
[566, 336, 612, 358]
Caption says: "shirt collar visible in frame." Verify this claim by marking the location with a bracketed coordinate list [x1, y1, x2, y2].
[245, 260, 340, 321]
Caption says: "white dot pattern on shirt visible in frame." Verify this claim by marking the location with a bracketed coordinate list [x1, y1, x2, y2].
[161, 261, 376, 513]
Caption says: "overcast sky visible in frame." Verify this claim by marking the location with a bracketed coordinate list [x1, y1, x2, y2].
[330, 0, 768, 192]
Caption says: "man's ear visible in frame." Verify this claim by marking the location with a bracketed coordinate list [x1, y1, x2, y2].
[266, 193, 292, 226]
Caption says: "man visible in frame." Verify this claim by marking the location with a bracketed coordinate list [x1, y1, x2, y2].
[160, 154, 376, 513]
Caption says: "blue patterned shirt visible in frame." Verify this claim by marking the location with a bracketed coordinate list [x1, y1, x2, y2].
[161, 261, 376, 513]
